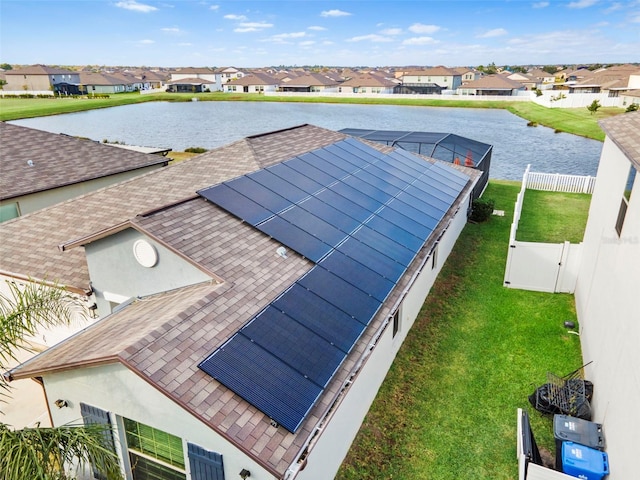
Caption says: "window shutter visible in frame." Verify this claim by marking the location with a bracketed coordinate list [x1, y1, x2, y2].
[79, 403, 116, 480]
[187, 443, 225, 480]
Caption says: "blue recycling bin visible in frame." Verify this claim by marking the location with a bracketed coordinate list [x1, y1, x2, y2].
[554, 414, 605, 469]
[561, 442, 609, 480]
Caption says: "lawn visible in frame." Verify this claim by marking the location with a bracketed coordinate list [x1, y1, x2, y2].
[336, 181, 583, 480]
[516, 189, 592, 243]
[0, 93, 622, 141]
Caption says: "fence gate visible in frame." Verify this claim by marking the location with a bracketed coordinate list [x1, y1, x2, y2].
[504, 241, 567, 293]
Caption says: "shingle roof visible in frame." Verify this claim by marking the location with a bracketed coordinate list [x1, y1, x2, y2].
[461, 74, 525, 90]
[0, 123, 168, 201]
[340, 73, 396, 88]
[0, 125, 347, 291]
[4, 64, 77, 76]
[281, 73, 339, 87]
[9, 134, 478, 477]
[599, 112, 640, 169]
[403, 66, 462, 77]
[226, 72, 278, 86]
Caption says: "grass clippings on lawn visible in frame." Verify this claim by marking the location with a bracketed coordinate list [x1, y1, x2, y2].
[336, 181, 583, 480]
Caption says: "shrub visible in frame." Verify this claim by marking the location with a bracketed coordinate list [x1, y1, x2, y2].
[626, 103, 639, 113]
[184, 147, 208, 153]
[470, 197, 495, 223]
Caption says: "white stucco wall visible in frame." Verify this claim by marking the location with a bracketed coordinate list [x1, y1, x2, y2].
[43, 363, 274, 480]
[575, 137, 640, 480]
[294, 197, 471, 480]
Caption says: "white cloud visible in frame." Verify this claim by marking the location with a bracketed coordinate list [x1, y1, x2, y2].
[631, 13, 640, 22]
[604, 2, 622, 13]
[477, 28, 508, 38]
[115, 1, 157, 13]
[234, 22, 273, 33]
[139, 39, 155, 44]
[161, 27, 181, 34]
[348, 34, 394, 43]
[299, 41, 315, 46]
[308, 26, 326, 31]
[380, 28, 402, 35]
[408, 23, 441, 34]
[209, 4, 219, 11]
[274, 32, 306, 39]
[532, 2, 549, 8]
[568, 0, 598, 8]
[321, 9, 351, 17]
[178, 42, 192, 47]
[402, 36, 438, 45]
[224, 14, 247, 21]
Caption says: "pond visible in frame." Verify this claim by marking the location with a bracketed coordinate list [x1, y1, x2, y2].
[10, 101, 603, 180]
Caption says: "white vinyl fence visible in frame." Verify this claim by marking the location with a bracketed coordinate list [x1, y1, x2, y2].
[526, 171, 596, 194]
[503, 165, 588, 293]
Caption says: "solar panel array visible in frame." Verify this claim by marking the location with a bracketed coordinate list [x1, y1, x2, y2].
[197, 138, 470, 432]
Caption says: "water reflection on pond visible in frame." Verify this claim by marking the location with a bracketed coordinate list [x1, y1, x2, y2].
[10, 101, 603, 180]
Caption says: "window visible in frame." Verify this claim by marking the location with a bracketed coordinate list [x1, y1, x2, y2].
[431, 244, 439, 270]
[124, 418, 186, 480]
[615, 166, 636, 236]
[392, 309, 400, 338]
[0, 202, 20, 223]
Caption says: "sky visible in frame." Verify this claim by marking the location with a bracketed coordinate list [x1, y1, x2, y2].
[1, 0, 639, 68]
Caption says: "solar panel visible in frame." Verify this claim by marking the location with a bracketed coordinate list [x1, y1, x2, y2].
[266, 163, 325, 195]
[241, 307, 344, 387]
[298, 267, 380, 325]
[337, 237, 406, 283]
[199, 334, 322, 433]
[319, 250, 395, 303]
[197, 183, 272, 225]
[249, 169, 309, 204]
[259, 216, 331, 262]
[197, 137, 472, 433]
[272, 284, 365, 353]
[352, 226, 416, 267]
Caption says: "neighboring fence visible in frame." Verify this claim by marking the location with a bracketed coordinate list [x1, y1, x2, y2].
[0, 90, 54, 97]
[533, 91, 623, 109]
[503, 165, 587, 293]
[265, 91, 533, 101]
[526, 171, 596, 194]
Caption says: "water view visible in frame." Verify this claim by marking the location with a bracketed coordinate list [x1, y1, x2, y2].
[10, 101, 603, 180]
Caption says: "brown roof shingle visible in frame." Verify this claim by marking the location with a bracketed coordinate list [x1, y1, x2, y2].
[599, 112, 640, 169]
[0, 124, 347, 291]
[0, 123, 167, 201]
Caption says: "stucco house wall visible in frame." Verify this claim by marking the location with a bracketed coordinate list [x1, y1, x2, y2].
[41, 363, 273, 480]
[575, 119, 639, 480]
[85, 229, 212, 314]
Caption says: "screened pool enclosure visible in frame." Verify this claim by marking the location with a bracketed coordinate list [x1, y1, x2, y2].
[340, 128, 492, 199]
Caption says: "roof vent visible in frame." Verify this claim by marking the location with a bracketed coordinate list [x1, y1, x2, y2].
[27, 160, 34, 167]
[133, 239, 158, 268]
[276, 246, 287, 258]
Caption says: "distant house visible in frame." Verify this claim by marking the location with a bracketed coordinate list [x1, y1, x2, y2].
[78, 71, 130, 94]
[454, 67, 482, 83]
[568, 64, 639, 97]
[166, 77, 217, 93]
[457, 74, 526, 96]
[338, 73, 397, 94]
[215, 66, 246, 85]
[0, 123, 168, 222]
[398, 66, 463, 93]
[224, 72, 279, 93]
[4, 124, 479, 480]
[169, 67, 220, 91]
[575, 112, 639, 480]
[3, 64, 81, 94]
[278, 73, 339, 93]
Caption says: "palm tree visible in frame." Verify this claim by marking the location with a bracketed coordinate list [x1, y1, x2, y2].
[0, 280, 122, 480]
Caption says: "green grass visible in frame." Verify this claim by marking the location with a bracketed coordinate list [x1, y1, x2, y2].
[506, 102, 622, 141]
[0, 92, 623, 141]
[516, 189, 592, 243]
[337, 181, 583, 480]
